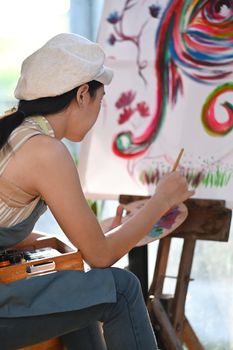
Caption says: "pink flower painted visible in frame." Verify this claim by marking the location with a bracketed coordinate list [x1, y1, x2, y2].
[115, 91, 136, 109]
[118, 107, 134, 124]
[136, 101, 150, 117]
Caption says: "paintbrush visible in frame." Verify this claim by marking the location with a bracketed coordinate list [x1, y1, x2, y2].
[172, 148, 184, 171]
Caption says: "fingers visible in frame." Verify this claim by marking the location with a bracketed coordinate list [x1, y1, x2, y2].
[155, 170, 195, 209]
[109, 205, 124, 229]
[174, 172, 195, 198]
[187, 189, 195, 198]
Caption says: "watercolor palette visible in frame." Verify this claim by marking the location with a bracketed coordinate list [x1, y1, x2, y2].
[100, 199, 188, 247]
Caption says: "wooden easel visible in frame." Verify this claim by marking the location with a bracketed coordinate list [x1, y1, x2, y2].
[119, 195, 232, 350]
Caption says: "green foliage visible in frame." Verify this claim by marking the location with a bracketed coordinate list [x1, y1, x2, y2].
[201, 167, 232, 187]
[87, 199, 104, 218]
[0, 67, 18, 102]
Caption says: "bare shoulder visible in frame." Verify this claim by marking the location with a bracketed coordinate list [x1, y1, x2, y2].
[26, 134, 72, 161]
[22, 134, 74, 171]
[17, 134, 78, 194]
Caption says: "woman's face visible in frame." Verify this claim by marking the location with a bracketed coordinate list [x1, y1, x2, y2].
[87, 86, 105, 127]
[66, 85, 105, 142]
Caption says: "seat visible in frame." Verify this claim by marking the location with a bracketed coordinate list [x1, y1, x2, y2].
[19, 337, 63, 350]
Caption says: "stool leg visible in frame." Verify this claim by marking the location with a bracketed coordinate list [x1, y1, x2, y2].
[19, 337, 63, 350]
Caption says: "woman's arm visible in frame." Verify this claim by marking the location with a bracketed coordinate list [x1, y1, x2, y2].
[20, 136, 194, 268]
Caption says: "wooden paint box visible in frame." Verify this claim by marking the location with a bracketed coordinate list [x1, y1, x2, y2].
[0, 231, 84, 284]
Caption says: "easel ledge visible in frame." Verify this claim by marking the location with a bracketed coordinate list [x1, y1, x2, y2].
[172, 198, 231, 241]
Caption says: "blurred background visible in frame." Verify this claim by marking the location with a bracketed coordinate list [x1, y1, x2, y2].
[0, 1, 232, 349]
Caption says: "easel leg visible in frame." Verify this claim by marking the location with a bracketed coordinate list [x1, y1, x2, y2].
[148, 237, 171, 297]
[172, 239, 196, 338]
[149, 297, 183, 350]
[183, 317, 205, 350]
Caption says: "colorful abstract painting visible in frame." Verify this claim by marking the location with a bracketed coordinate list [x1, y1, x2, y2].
[79, 0, 233, 201]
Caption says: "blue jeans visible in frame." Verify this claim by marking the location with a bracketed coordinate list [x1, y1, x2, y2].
[0, 267, 158, 349]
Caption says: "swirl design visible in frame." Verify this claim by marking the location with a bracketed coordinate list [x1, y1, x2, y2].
[201, 83, 233, 135]
[113, 0, 233, 158]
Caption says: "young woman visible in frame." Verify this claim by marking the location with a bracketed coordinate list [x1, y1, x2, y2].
[0, 33, 194, 349]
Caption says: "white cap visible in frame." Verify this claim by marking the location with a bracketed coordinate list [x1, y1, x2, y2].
[14, 33, 113, 100]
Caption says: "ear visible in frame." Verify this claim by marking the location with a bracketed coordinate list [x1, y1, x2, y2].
[76, 84, 89, 107]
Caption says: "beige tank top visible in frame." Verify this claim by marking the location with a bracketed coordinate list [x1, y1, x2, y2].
[0, 116, 55, 227]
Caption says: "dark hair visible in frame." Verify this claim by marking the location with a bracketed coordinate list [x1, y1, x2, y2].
[0, 80, 103, 149]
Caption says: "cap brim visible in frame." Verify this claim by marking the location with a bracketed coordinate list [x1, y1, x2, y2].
[94, 66, 113, 85]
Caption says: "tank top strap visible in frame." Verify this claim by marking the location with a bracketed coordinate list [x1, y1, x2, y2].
[0, 116, 54, 176]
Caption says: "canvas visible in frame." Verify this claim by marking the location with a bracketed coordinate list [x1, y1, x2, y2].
[79, 0, 233, 201]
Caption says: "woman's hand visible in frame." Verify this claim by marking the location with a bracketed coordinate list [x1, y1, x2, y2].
[154, 171, 194, 210]
[108, 205, 124, 230]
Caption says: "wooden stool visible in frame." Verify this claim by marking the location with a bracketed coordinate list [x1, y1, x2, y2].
[19, 337, 63, 350]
